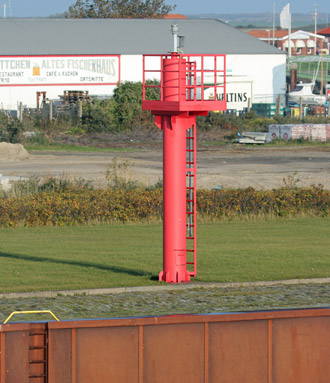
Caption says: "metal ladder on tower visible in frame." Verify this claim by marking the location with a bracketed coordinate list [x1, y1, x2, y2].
[28, 324, 48, 383]
[186, 123, 197, 277]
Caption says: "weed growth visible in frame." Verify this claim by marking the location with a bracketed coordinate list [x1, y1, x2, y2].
[105, 156, 141, 190]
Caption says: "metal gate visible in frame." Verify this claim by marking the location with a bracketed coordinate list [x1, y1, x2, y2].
[2, 307, 330, 382]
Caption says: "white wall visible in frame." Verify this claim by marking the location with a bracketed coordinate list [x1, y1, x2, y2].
[226, 54, 286, 108]
[0, 53, 286, 112]
[0, 55, 120, 110]
[121, 55, 142, 82]
[0, 85, 119, 110]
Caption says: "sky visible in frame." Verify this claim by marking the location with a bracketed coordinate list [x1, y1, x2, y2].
[2, 0, 330, 18]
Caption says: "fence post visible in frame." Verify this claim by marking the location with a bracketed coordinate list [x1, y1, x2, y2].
[276, 95, 281, 116]
[78, 101, 83, 119]
[49, 100, 53, 121]
[299, 97, 303, 120]
[19, 102, 23, 122]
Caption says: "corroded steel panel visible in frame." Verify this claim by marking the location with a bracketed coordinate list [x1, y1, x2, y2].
[75, 326, 139, 382]
[273, 317, 330, 382]
[209, 320, 268, 382]
[143, 323, 205, 383]
[0, 332, 5, 383]
[44, 308, 330, 330]
[48, 329, 72, 383]
[3, 308, 330, 382]
[5, 331, 29, 383]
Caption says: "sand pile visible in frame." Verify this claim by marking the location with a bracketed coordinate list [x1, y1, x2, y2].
[0, 142, 29, 161]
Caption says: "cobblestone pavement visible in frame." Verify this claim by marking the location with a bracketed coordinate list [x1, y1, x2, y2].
[1, 282, 330, 323]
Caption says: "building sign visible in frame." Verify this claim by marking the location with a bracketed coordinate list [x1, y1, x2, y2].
[0, 55, 120, 86]
[204, 80, 253, 111]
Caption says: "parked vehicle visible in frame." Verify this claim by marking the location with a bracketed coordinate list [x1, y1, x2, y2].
[288, 82, 326, 106]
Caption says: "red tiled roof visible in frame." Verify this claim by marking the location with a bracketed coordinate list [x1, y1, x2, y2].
[164, 14, 189, 19]
[248, 29, 292, 38]
[318, 27, 330, 36]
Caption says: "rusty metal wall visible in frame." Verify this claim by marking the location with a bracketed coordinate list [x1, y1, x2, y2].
[2, 308, 330, 382]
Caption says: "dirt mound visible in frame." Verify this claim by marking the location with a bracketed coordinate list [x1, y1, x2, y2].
[0, 142, 29, 161]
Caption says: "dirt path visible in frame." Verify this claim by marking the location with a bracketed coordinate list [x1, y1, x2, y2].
[1, 145, 330, 190]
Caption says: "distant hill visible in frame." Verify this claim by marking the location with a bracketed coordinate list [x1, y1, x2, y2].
[49, 13, 66, 18]
[187, 12, 330, 29]
[39, 12, 329, 30]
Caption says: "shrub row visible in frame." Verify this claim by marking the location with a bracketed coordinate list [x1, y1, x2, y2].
[0, 186, 330, 228]
[0, 188, 163, 227]
[197, 186, 330, 219]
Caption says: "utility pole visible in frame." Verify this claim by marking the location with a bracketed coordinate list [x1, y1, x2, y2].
[314, 4, 318, 55]
[1, 1, 11, 18]
[288, 1, 291, 58]
[272, 0, 275, 46]
[2, 1, 6, 18]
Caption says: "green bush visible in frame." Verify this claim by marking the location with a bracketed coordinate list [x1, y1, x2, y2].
[79, 81, 160, 133]
[111, 81, 159, 131]
[0, 115, 24, 143]
[81, 98, 115, 133]
[1, 185, 330, 227]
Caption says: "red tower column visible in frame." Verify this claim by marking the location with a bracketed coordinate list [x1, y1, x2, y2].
[142, 52, 227, 283]
[158, 55, 190, 282]
[159, 114, 192, 283]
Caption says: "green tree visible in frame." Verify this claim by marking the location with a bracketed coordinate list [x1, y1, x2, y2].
[81, 98, 115, 132]
[66, 0, 176, 19]
[112, 81, 159, 130]
[80, 81, 159, 132]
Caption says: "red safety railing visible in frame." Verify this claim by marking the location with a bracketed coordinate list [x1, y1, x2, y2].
[142, 53, 226, 113]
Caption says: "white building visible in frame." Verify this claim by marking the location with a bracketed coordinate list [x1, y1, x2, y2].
[0, 18, 286, 112]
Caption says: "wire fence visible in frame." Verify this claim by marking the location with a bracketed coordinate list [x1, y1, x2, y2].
[288, 55, 330, 84]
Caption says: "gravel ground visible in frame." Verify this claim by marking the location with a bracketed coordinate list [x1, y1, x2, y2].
[2, 145, 330, 190]
[1, 281, 330, 323]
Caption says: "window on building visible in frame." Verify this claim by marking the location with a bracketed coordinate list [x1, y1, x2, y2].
[295, 40, 305, 55]
[307, 40, 315, 54]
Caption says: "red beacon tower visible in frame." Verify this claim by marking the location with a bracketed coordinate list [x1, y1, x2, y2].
[142, 24, 227, 283]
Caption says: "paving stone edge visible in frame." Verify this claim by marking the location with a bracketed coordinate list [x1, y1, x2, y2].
[1, 277, 330, 299]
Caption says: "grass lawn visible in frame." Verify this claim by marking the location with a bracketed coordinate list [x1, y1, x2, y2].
[0, 217, 330, 293]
